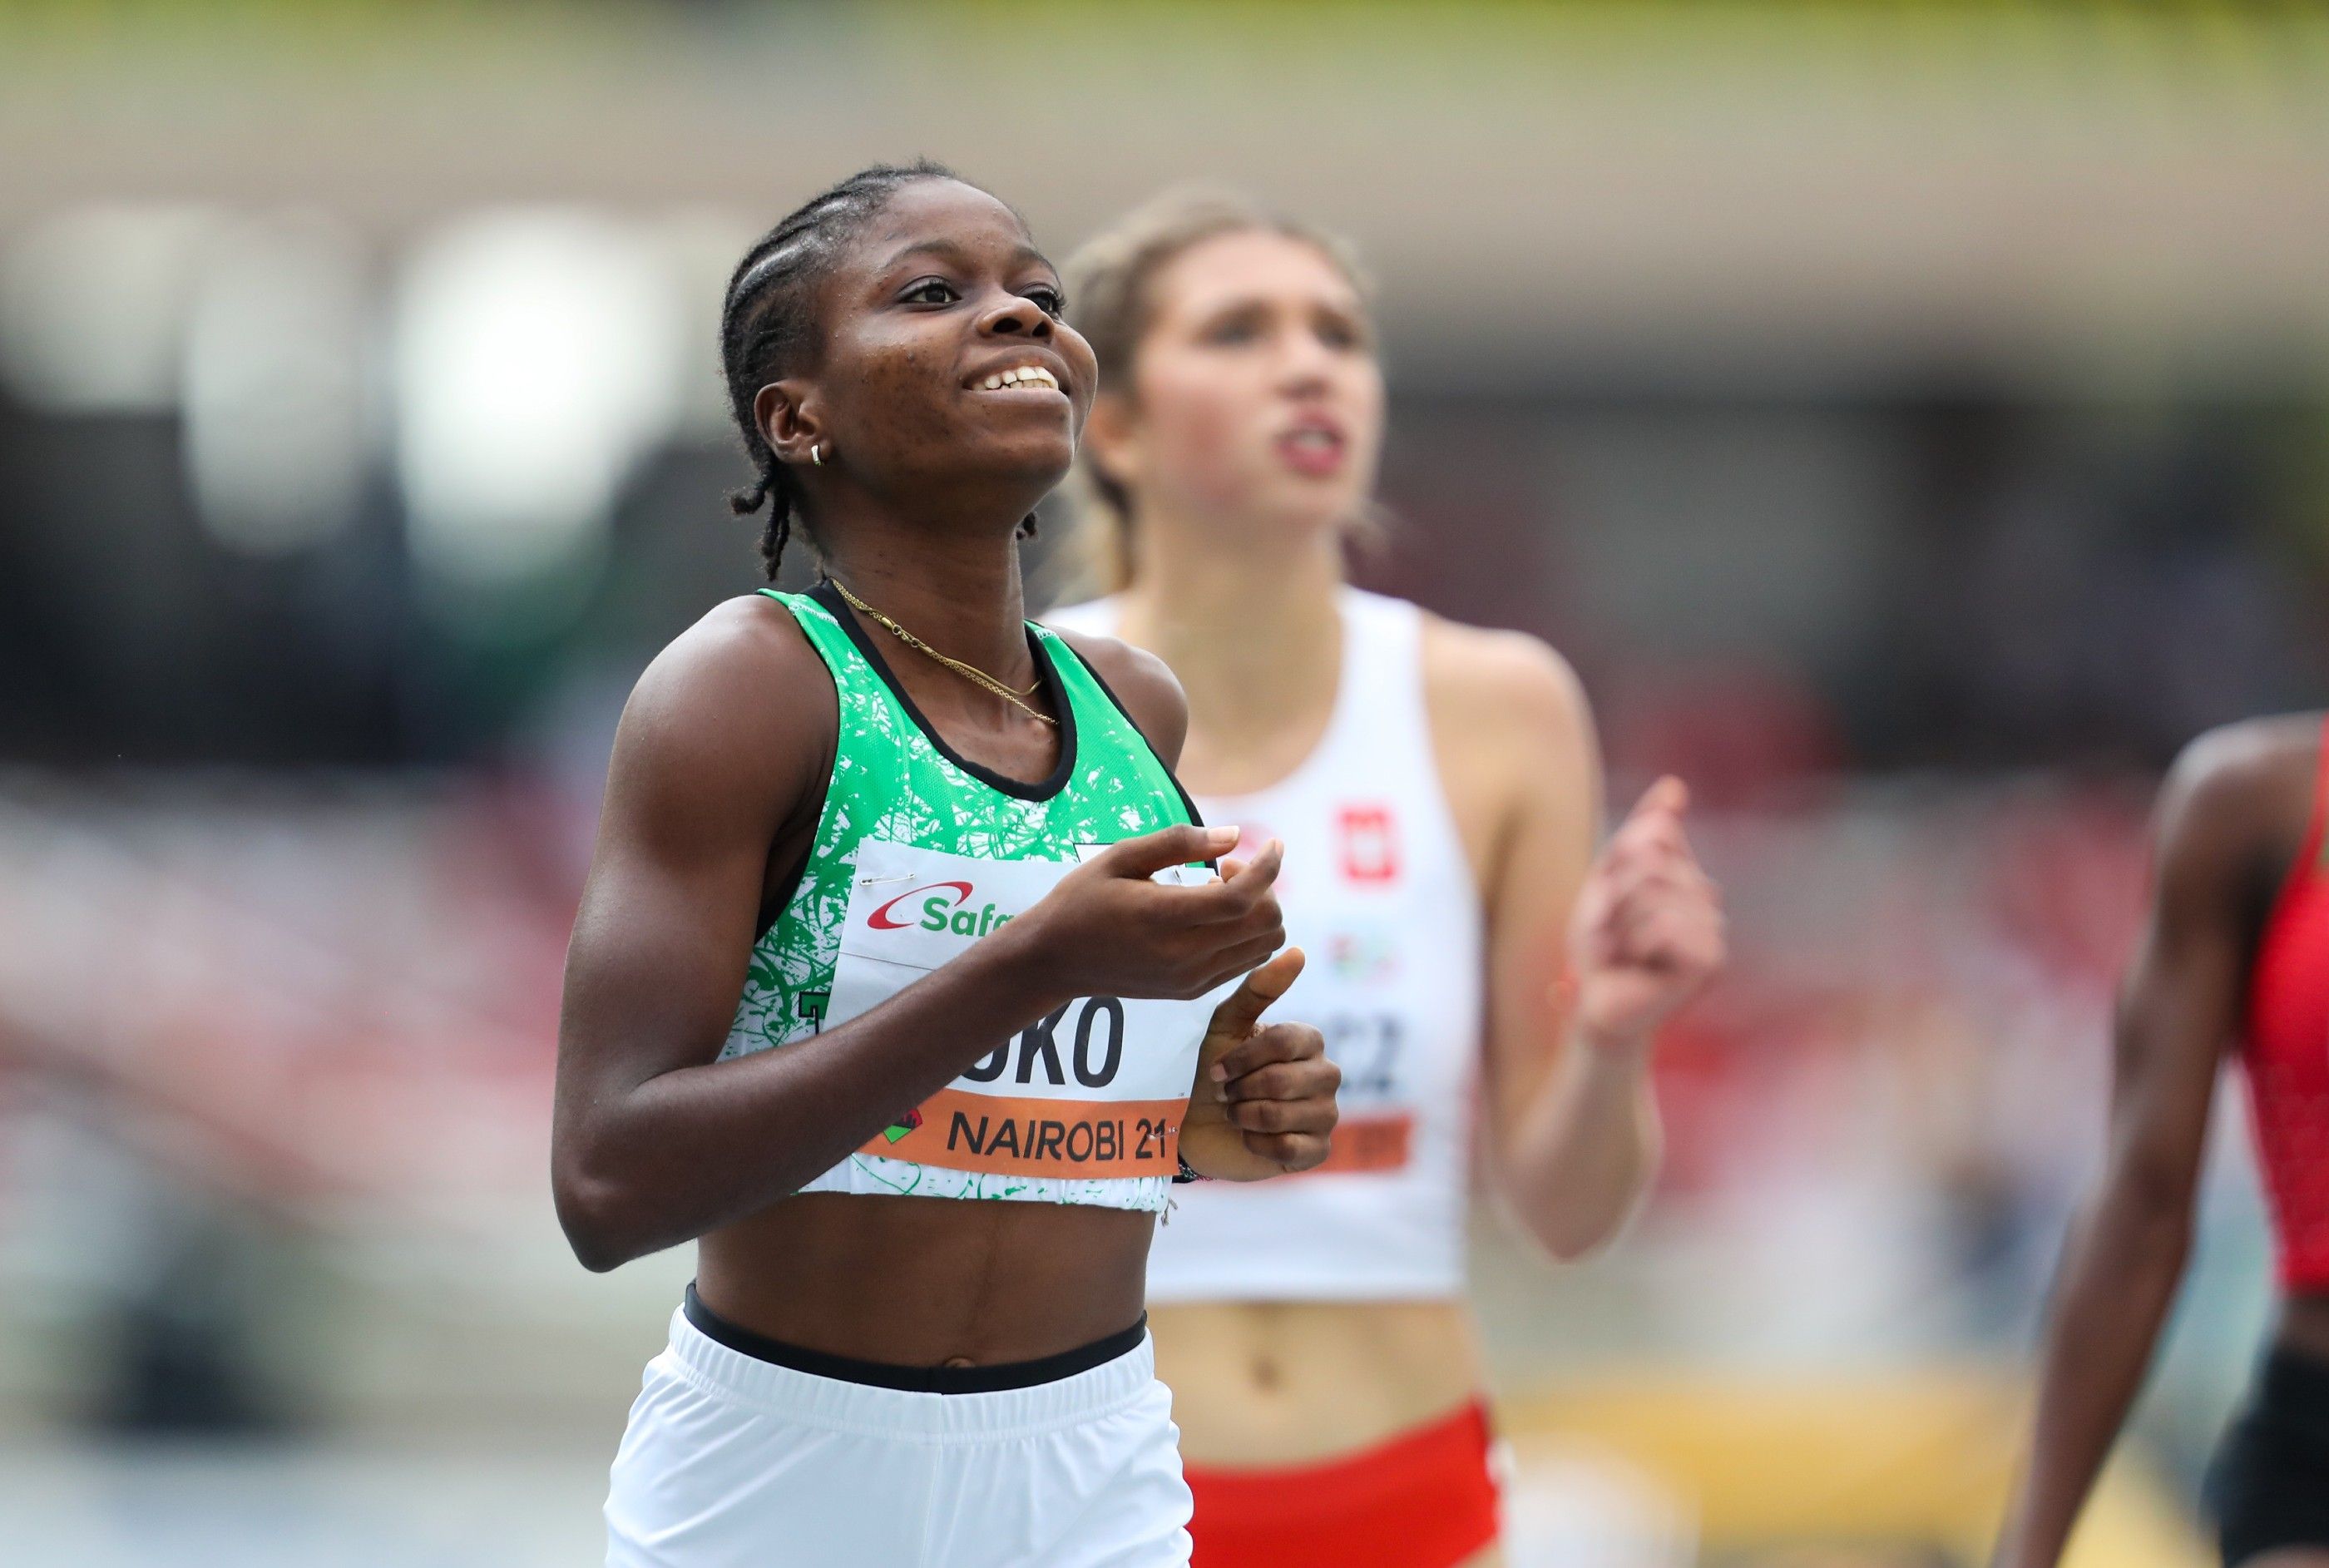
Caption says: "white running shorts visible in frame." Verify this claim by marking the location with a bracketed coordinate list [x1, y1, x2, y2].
[605, 1307, 1193, 1567]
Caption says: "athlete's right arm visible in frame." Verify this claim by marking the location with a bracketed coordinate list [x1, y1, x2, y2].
[552, 599, 1273, 1272]
[1990, 729, 2271, 1568]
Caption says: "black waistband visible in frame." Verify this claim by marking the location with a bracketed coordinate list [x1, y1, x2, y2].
[681, 1284, 1146, 1395]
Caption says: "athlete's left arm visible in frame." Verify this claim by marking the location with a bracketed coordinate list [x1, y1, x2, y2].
[1434, 625, 1726, 1260]
[1054, 627, 1342, 1180]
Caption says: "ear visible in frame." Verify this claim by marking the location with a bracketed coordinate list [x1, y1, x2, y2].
[754, 381, 823, 467]
[1081, 390, 1141, 493]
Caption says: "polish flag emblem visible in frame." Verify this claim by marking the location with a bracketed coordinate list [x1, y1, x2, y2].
[1338, 804, 1399, 883]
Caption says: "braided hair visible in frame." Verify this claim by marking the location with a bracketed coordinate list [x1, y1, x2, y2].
[719, 161, 961, 580]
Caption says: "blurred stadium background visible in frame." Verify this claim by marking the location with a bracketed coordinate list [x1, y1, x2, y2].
[6, 2, 2329, 1562]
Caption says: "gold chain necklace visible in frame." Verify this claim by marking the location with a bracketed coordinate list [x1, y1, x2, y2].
[828, 577, 1057, 729]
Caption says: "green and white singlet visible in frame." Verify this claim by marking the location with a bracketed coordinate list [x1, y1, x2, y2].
[719, 581, 1212, 1214]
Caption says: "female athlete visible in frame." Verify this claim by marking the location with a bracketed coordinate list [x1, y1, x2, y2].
[1995, 715, 2329, 1568]
[1043, 189, 1727, 1567]
[552, 164, 1341, 1568]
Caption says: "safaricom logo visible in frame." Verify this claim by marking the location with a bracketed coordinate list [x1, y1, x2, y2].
[867, 881, 1018, 937]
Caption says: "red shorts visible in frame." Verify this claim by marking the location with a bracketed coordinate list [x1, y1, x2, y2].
[1184, 1399, 1502, 1568]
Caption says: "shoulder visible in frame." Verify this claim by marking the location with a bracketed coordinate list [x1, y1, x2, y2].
[2139, 715, 2322, 936]
[1046, 626, 1191, 768]
[630, 593, 828, 726]
[2163, 714, 2317, 809]
[612, 594, 836, 802]
[1417, 609, 1594, 755]
[1412, 608, 1600, 859]
[2154, 713, 2320, 879]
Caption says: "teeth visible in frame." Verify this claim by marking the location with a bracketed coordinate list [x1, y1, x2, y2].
[981, 365, 1060, 391]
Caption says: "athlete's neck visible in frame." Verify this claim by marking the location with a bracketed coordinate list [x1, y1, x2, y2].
[1114, 522, 1345, 772]
[813, 512, 1035, 689]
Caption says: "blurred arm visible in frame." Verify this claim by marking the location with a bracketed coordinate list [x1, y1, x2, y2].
[1990, 729, 2274, 1568]
[1453, 631, 1664, 1260]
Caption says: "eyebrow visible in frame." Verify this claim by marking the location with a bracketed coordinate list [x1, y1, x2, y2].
[876, 238, 1052, 275]
[1194, 290, 1364, 320]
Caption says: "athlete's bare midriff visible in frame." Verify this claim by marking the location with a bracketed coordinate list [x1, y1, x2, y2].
[1156, 1299, 1499, 1568]
[697, 1194, 1154, 1368]
[1150, 1298, 1483, 1462]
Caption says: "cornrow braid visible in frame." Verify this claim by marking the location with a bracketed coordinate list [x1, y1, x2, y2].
[718, 160, 962, 580]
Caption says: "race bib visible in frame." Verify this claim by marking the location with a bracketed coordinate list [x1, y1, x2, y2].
[1291, 1112, 1412, 1175]
[823, 840, 1217, 1181]
[1301, 1009, 1415, 1175]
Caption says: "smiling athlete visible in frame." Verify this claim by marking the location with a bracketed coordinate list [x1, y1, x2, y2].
[553, 163, 1340, 1568]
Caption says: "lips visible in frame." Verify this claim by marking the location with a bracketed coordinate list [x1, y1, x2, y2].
[1275, 417, 1347, 477]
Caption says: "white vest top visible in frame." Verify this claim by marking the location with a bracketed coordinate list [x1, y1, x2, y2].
[1043, 590, 1485, 1300]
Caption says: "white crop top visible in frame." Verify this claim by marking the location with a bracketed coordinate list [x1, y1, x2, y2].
[1043, 590, 1486, 1299]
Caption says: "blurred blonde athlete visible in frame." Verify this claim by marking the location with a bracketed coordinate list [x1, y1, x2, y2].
[1045, 190, 1727, 1568]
